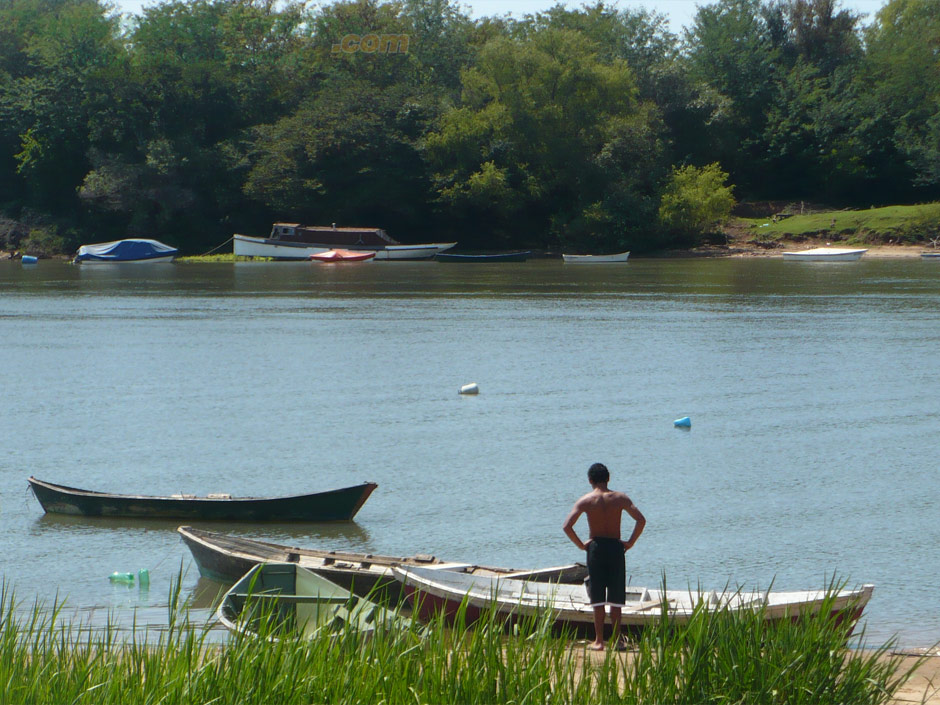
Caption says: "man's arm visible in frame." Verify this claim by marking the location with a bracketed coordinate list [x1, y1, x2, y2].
[621, 498, 646, 551]
[562, 502, 587, 551]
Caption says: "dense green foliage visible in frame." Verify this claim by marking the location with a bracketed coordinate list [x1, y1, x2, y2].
[0, 0, 938, 255]
[0, 579, 921, 704]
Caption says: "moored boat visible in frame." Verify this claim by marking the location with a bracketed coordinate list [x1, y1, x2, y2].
[393, 565, 874, 638]
[781, 247, 867, 261]
[921, 252, 940, 259]
[27, 477, 377, 522]
[234, 224, 455, 261]
[562, 251, 630, 263]
[309, 249, 376, 262]
[178, 525, 588, 603]
[435, 251, 531, 263]
[74, 239, 178, 263]
[217, 562, 408, 639]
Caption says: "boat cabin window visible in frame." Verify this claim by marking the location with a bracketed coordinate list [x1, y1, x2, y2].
[270, 226, 295, 239]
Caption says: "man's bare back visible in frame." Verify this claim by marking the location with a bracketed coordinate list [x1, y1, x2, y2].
[576, 488, 635, 541]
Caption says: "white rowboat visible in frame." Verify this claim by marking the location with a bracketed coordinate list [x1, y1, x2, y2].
[393, 565, 873, 638]
[781, 247, 867, 261]
[562, 251, 630, 263]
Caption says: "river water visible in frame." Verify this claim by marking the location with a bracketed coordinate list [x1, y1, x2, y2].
[1, 257, 937, 647]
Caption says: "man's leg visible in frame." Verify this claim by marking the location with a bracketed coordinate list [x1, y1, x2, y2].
[590, 606, 606, 650]
[610, 605, 622, 647]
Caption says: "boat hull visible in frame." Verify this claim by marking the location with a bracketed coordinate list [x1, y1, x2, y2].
[781, 248, 867, 261]
[234, 234, 455, 261]
[27, 477, 377, 522]
[394, 566, 873, 639]
[562, 251, 630, 263]
[177, 526, 588, 604]
[77, 255, 176, 264]
[217, 563, 407, 639]
[310, 249, 375, 262]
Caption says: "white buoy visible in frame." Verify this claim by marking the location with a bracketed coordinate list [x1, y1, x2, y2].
[459, 382, 479, 395]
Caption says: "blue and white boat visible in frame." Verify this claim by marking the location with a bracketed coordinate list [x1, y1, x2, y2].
[74, 239, 178, 263]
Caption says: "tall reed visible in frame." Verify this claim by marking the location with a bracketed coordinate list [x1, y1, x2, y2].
[0, 576, 926, 705]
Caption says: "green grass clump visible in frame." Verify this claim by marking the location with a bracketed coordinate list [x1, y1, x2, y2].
[0, 578, 926, 705]
[176, 254, 245, 262]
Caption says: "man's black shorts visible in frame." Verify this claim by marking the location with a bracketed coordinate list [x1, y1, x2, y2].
[586, 537, 626, 607]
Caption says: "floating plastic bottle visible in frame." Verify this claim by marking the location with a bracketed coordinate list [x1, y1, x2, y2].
[673, 416, 691, 428]
[138, 569, 150, 587]
[109, 572, 134, 584]
[459, 382, 479, 395]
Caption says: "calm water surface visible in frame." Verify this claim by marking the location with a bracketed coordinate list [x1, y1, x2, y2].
[1, 258, 938, 646]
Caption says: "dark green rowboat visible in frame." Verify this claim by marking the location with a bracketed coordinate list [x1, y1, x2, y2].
[27, 476, 377, 521]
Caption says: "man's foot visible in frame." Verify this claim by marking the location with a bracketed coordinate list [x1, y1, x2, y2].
[587, 641, 605, 651]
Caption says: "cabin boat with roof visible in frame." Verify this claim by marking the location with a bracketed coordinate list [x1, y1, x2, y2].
[234, 223, 455, 260]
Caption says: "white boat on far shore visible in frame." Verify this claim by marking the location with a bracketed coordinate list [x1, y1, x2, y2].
[562, 251, 630, 263]
[781, 247, 867, 261]
[234, 223, 455, 261]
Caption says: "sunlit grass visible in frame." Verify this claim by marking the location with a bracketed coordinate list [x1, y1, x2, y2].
[740, 202, 940, 244]
[0, 576, 927, 705]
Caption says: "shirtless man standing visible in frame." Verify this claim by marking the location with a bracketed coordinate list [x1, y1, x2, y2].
[562, 462, 646, 651]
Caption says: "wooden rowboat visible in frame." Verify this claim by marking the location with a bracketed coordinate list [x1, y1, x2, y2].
[393, 565, 874, 639]
[561, 251, 630, 263]
[178, 526, 587, 604]
[27, 477, 377, 522]
[309, 249, 376, 262]
[217, 562, 408, 640]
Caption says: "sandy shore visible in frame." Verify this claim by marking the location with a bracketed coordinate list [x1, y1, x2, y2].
[572, 645, 940, 703]
[884, 650, 940, 704]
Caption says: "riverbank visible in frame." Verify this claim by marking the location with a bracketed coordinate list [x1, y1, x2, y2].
[664, 241, 934, 258]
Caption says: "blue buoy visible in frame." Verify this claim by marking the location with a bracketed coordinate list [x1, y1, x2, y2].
[21, 255, 37, 264]
[674, 416, 691, 428]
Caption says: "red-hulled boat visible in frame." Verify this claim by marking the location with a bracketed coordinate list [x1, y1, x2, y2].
[309, 249, 376, 262]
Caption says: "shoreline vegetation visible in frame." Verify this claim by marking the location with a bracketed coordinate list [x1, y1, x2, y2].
[2, 0, 939, 260]
[4, 203, 938, 263]
[2, 579, 938, 705]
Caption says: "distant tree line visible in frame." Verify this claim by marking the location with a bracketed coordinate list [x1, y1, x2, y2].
[0, 0, 938, 255]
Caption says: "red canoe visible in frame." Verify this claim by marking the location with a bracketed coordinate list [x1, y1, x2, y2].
[309, 249, 376, 262]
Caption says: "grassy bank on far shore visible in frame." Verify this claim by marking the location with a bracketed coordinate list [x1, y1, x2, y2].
[0, 579, 927, 705]
[730, 202, 940, 249]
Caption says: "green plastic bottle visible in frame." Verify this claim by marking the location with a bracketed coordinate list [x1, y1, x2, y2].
[109, 572, 134, 584]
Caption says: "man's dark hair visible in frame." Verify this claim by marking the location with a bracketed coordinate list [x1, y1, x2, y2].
[588, 463, 609, 484]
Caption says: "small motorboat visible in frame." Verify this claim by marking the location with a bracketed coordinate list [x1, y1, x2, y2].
[393, 565, 874, 639]
[781, 247, 867, 261]
[562, 251, 630, 263]
[217, 562, 409, 639]
[74, 239, 178, 263]
[309, 249, 376, 262]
